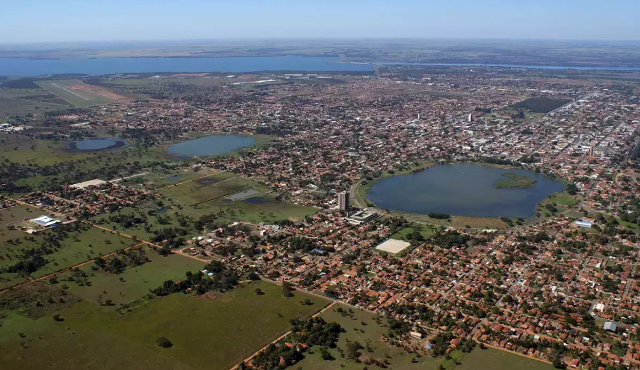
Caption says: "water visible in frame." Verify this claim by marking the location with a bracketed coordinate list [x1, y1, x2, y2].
[167, 135, 255, 157]
[0, 56, 373, 77]
[165, 175, 181, 182]
[67, 138, 129, 151]
[243, 197, 275, 204]
[367, 164, 565, 219]
[373, 62, 640, 71]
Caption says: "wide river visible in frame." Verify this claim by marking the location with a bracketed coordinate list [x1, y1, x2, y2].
[167, 135, 255, 157]
[1, 56, 637, 77]
[0, 56, 372, 77]
[367, 164, 565, 219]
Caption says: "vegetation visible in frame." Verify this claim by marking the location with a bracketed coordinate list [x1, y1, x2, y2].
[495, 173, 536, 189]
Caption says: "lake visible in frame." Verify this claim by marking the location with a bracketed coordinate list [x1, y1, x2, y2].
[0, 56, 372, 77]
[167, 135, 255, 157]
[66, 138, 129, 151]
[367, 164, 565, 219]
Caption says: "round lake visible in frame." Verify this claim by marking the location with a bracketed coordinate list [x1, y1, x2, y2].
[367, 164, 565, 219]
[167, 135, 256, 157]
[67, 138, 129, 151]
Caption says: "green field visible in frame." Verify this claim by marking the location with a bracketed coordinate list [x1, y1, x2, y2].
[454, 347, 553, 370]
[390, 224, 435, 241]
[296, 303, 440, 370]
[55, 247, 203, 308]
[159, 171, 317, 223]
[0, 220, 135, 289]
[0, 281, 330, 370]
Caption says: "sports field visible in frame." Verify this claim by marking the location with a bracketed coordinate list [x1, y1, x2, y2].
[0, 281, 330, 370]
[36, 79, 130, 107]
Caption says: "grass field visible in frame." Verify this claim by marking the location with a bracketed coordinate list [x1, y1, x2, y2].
[35, 79, 128, 107]
[390, 224, 436, 241]
[159, 171, 317, 223]
[0, 219, 134, 289]
[0, 281, 330, 370]
[54, 246, 203, 308]
[297, 303, 440, 370]
[454, 347, 553, 370]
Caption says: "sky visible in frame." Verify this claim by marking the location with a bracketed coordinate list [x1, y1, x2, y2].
[1, 0, 639, 43]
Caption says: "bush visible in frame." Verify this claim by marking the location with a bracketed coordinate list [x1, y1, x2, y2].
[155, 337, 173, 349]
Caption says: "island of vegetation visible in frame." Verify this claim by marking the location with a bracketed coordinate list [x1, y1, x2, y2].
[495, 172, 537, 189]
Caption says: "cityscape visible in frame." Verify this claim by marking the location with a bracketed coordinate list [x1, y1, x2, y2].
[1, 1, 640, 370]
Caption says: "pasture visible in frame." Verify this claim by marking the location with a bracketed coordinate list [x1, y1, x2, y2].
[55, 246, 203, 308]
[0, 281, 330, 370]
[36, 79, 129, 107]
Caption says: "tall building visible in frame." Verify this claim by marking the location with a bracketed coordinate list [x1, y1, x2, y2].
[337, 191, 350, 211]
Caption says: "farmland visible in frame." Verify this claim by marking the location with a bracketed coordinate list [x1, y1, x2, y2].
[35, 79, 130, 107]
[0, 281, 330, 370]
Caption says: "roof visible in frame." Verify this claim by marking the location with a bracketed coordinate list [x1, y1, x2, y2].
[376, 239, 412, 254]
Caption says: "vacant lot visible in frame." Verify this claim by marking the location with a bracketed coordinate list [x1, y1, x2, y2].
[36, 79, 128, 107]
[0, 281, 330, 370]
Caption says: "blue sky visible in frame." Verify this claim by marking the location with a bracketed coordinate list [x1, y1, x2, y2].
[1, 0, 639, 43]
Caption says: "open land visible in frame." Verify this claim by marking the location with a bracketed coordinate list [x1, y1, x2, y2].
[1, 59, 640, 370]
[0, 281, 330, 370]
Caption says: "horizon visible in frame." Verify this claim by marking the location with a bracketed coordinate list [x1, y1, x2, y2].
[1, 0, 639, 43]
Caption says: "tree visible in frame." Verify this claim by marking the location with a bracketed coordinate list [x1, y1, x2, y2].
[254, 288, 264, 295]
[155, 337, 173, 349]
[346, 341, 364, 361]
[282, 282, 294, 298]
[247, 271, 260, 280]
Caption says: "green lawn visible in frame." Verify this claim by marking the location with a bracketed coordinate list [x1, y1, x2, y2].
[0, 281, 330, 370]
[55, 247, 203, 308]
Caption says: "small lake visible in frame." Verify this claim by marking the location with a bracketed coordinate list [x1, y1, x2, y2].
[67, 138, 129, 151]
[167, 135, 255, 157]
[367, 164, 565, 219]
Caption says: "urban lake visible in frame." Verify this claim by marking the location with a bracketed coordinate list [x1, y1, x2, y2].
[367, 164, 565, 219]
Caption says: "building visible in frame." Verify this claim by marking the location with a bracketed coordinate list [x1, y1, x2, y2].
[603, 322, 617, 332]
[575, 220, 593, 228]
[337, 191, 350, 211]
[30, 215, 60, 228]
[346, 209, 378, 225]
